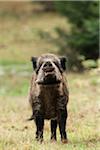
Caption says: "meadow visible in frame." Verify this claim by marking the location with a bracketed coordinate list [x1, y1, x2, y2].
[0, 10, 100, 150]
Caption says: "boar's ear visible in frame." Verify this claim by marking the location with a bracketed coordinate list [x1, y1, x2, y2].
[31, 57, 37, 70]
[59, 56, 67, 71]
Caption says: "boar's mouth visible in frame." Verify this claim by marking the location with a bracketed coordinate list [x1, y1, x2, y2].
[43, 66, 55, 73]
[36, 66, 61, 85]
[37, 69, 61, 85]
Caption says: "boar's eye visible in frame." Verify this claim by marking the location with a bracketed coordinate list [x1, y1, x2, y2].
[31, 57, 37, 70]
[53, 61, 63, 73]
[53, 61, 59, 67]
[35, 63, 43, 74]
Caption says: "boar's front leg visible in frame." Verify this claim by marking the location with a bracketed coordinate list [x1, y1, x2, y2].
[35, 113, 44, 142]
[32, 97, 44, 142]
[58, 108, 68, 143]
[50, 120, 57, 141]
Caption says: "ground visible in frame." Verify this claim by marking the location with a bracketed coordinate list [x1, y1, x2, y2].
[0, 11, 100, 150]
[0, 69, 99, 150]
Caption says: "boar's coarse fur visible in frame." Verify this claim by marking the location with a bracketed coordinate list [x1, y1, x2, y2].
[28, 53, 69, 143]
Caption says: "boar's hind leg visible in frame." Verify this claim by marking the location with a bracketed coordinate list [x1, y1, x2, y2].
[35, 113, 44, 142]
[50, 120, 57, 141]
[58, 109, 68, 143]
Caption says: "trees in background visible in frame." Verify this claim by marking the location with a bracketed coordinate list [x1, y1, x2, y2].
[54, 1, 99, 70]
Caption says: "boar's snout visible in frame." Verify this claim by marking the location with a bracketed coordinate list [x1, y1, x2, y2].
[44, 61, 52, 68]
[42, 61, 55, 73]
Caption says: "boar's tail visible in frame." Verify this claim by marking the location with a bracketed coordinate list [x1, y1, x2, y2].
[26, 115, 34, 121]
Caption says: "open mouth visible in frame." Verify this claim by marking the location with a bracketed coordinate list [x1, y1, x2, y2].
[43, 67, 55, 73]
[41, 71, 61, 85]
[43, 67, 55, 77]
[36, 67, 61, 85]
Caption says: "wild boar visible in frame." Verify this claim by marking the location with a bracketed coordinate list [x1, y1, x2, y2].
[28, 53, 69, 143]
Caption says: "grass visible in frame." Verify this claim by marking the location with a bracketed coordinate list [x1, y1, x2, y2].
[0, 70, 99, 150]
[0, 6, 99, 149]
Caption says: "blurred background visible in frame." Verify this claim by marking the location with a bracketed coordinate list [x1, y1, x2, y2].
[0, 1, 99, 96]
[0, 1, 99, 149]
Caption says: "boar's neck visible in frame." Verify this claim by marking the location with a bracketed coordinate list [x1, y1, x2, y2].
[39, 82, 64, 97]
